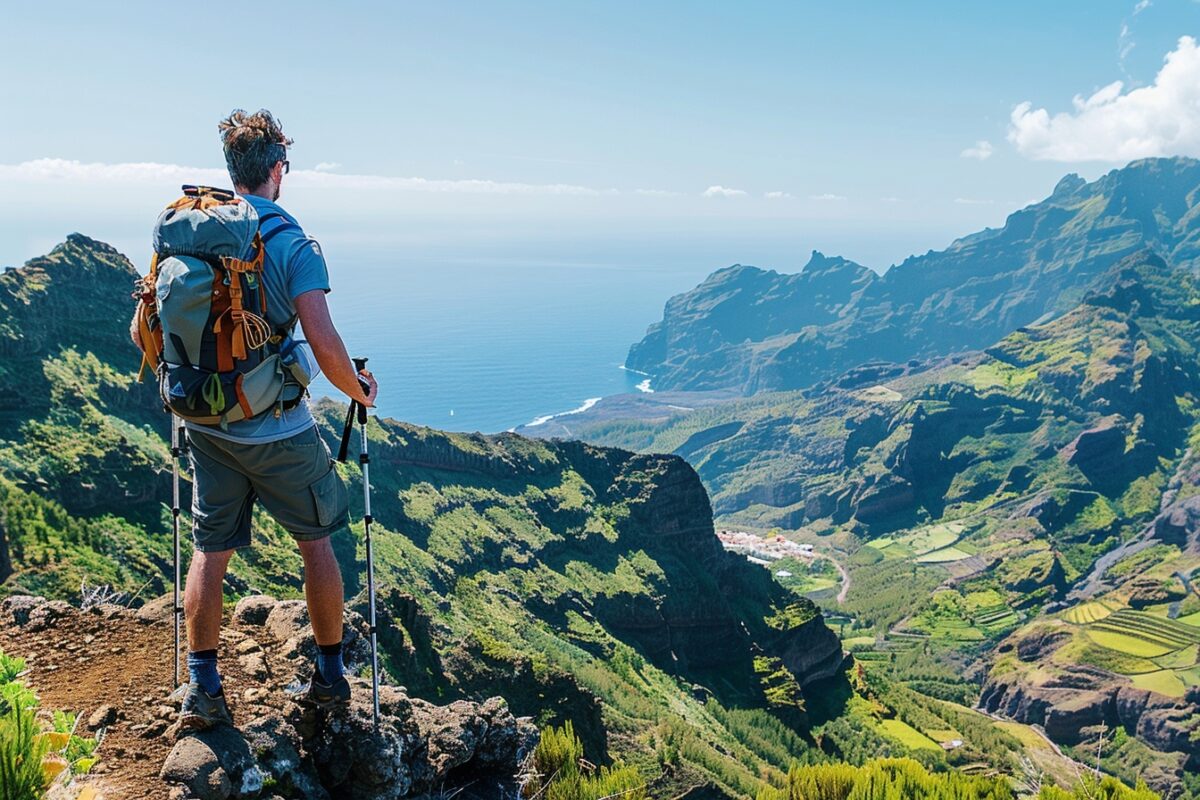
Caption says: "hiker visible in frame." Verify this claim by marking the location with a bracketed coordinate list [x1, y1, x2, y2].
[130, 109, 378, 730]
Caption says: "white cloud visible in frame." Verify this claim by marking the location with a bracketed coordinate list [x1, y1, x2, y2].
[764, 190, 793, 199]
[701, 185, 747, 198]
[954, 197, 994, 205]
[1119, 1, 1153, 80]
[0, 158, 610, 196]
[809, 192, 847, 201]
[313, 161, 342, 172]
[879, 196, 901, 203]
[1009, 35, 1200, 162]
[960, 140, 994, 160]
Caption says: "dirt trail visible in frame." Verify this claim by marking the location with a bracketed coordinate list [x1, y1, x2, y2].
[0, 605, 255, 800]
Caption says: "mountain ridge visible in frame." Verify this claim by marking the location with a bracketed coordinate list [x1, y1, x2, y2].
[627, 156, 1200, 394]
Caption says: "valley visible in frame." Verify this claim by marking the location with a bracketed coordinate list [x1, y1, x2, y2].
[522, 157, 1200, 797]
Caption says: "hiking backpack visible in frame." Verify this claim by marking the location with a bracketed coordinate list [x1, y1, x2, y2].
[134, 185, 309, 426]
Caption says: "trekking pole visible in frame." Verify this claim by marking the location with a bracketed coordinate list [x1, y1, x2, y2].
[170, 415, 185, 689]
[340, 357, 380, 729]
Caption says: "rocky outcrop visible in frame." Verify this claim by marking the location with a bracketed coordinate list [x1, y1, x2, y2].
[980, 646, 1200, 798]
[0, 594, 536, 800]
[1061, 417, 1130, 491]
[1153, 494, 1200, 553]
[981, 667, 1200, 757]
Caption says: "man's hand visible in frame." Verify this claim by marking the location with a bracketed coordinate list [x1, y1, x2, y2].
[358, 367, 379, 408]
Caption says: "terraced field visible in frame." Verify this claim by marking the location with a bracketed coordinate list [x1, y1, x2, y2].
[1063, 600, 1116, 625]
[1073, 607, 1200, 695]
[1090, 609, 1200, 653]
[1178, 610, 1200, 627]
[972, 603, 1021, 635]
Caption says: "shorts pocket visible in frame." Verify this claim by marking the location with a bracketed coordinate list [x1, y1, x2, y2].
[279, 426, 322, 451]
[309, 467, 348, 529]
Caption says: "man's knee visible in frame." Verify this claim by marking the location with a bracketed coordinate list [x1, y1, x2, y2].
[192, 548, 236, 571]
[297, 536, 337, 563]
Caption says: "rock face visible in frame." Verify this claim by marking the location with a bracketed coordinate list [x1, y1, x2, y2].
[1154, 494, 1200, 553]
[980, 667, 1200, 757]
[981, 621, 1200, 798]
[628, 157, 1200, 393]
[626, 252, 878, 392]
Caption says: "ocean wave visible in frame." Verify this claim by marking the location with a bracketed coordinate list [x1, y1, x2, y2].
[524, 396, 602, 427]
[618, 364, 652, 376]
[636, 378, 653, 393]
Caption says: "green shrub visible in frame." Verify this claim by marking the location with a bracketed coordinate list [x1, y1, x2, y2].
[754, 756, 1161, 800]
[524, 722, 646, 800]
[0, 680, 50, 800]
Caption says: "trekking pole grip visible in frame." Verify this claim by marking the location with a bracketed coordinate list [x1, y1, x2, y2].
[353, 356, 370, 424]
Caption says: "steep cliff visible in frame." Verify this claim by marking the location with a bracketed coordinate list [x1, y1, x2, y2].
[628, 157, 1200, 393]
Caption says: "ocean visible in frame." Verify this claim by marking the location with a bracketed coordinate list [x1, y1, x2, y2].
[306, 249, 704, 433]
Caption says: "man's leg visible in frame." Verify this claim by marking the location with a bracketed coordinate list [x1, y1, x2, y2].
[246, 425, 352, 698]
[183, 548, 234, 699]
[184, 548, 235, 651]
[181, 429, 255, 726]
[298, 537, 344, 647]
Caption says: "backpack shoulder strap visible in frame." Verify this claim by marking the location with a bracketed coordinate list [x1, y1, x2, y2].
[258, 212, 300, 245]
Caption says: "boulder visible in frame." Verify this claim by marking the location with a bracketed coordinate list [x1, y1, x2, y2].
[264, 600, 309, 643]
[86, 704, 118, 731]
[25, 599, 73, 631]
[136, 594, 177, 624]
[296, 683, 419, 799]
[241, 716, 327, 800]
[1, 594, 47, 626]
[232, 595, 277, 627]
[161, 734, 237, 800]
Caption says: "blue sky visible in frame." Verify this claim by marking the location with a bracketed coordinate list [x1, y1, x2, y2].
[2, 1, 1198, 272]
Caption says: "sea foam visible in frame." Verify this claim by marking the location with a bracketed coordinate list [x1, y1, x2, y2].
[524, 396, 602, 427]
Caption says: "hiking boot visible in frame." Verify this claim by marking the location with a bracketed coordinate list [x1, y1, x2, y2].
[178, 683, 234, 731]
[299, 672, 351, 709]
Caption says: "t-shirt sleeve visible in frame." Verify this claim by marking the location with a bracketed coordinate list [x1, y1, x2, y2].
[285, 235, 332, 299]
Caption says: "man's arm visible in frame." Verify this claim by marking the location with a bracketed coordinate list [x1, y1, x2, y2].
[294, 289, 377, 407]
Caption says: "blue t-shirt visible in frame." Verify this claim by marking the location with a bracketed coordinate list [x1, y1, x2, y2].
[185, 194, 330, 444]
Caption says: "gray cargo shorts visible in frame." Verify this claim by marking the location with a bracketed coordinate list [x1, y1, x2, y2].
[187, 424, 350, 553]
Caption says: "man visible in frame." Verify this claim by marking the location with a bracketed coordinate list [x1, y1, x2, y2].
[133, 109, 378, 730]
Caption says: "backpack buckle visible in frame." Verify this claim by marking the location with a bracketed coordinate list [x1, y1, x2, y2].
[181, 185, 237, 202]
